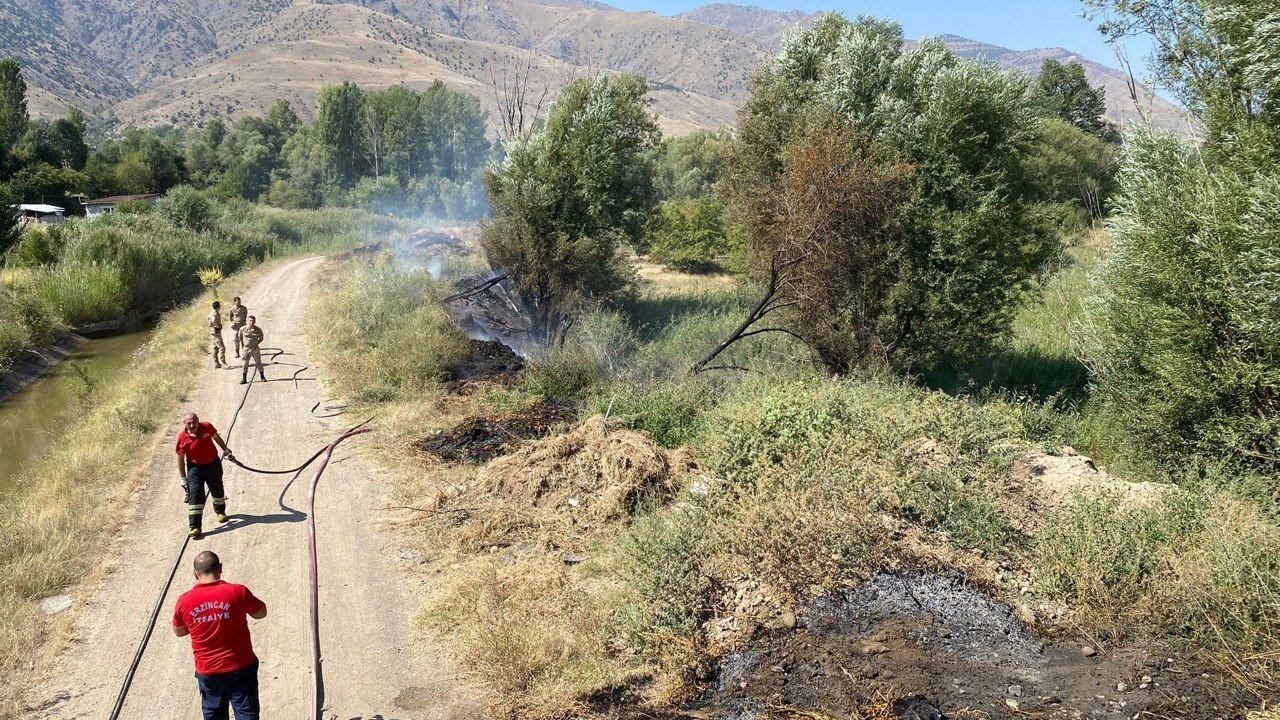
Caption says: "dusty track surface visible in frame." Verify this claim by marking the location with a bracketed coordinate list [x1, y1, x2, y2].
[27, 257, 490, 720]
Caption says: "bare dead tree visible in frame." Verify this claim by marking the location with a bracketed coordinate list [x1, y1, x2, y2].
[690, 251, 803, 373]
[489, 54, 551, 143]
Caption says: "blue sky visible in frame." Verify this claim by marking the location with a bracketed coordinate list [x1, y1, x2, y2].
[610, 0, 1156, 71]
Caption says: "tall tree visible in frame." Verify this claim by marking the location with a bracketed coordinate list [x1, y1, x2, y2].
[480, 73, 659, 345]
[422, 81, 489, 181]
[714, 15, 1054, 372]
[1085, 0, 1280, 134]
[1082, 0, 1280, 470]
[315, 82, 366, 187]
[0, 59, 28, 154]
[265, 100, 300, 139]
[652, 130, 729, 202]
[1037, 59, 1112, 140]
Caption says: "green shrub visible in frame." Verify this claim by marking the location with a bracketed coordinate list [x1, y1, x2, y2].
[1081, 132, 1280, 469]
[156, 185, 218, 232]
[113, 199, 151, 215]
[647, 198, 733, 274]
[618, 507, 715, 669]
[5, 225, 65, 267]
[587, 378, 712, 448]
[1035, 485, 1280, 667]
[524, 351, 602, 400]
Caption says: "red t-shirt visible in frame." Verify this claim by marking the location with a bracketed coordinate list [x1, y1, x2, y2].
[176, 421, 219, 465]
[173, 580, 265, 675]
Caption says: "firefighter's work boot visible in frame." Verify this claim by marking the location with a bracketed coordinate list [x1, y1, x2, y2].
[188, 527, 202, 540]
[217, 513, 229, 524]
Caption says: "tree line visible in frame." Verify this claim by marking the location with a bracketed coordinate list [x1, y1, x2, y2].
[0, 63, 492, 251]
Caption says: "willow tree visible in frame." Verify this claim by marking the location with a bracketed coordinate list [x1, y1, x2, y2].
[481, 73, 659, 346]
[701, 15, 1055, 373]
[1081, 0, 1280, 468]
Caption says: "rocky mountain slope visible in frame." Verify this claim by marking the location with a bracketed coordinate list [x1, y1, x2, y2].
[5, 0, 1191, 135]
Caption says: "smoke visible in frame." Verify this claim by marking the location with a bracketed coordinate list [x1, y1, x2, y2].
[394, 222, 537, 356]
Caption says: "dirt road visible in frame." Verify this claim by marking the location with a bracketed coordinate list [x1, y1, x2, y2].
[28, 257, 489, 720]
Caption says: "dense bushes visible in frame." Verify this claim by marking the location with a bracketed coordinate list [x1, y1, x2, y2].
[0, 194, 399, 373]
[647, 198, 737, 274]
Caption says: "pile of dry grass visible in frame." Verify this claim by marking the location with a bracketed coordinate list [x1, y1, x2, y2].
[420, 416, 700, 717]
[482, 415, 694, 528]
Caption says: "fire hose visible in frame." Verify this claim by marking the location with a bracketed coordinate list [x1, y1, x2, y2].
[106, 348, 368, 720]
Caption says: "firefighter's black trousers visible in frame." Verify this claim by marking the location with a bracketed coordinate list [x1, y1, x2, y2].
[185, 460, 226, 530]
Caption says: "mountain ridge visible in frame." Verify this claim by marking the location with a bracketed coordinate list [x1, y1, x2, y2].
[4, 0, 1192, 136]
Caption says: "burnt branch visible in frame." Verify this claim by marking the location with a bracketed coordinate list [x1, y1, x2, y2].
[443, 273, 510, 303]
[691, 253, 790, 373]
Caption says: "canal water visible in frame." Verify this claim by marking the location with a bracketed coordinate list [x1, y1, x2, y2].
[0, 331, 152, 493]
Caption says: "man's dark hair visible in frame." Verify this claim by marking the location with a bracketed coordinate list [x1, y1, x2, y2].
[233, 296, 241, 302]
[212, 301, 221, 309]
[248, 315, 255, 321]
[193, 551, 222, 576]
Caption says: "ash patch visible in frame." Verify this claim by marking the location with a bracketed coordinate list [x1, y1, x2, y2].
[682, 569, 1256, 720]
[417, 399, 576, 463]
[808, 570, 1044, 669]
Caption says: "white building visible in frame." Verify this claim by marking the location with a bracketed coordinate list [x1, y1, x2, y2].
[17, 204, 66, 225]
[84, 193, 161, 219]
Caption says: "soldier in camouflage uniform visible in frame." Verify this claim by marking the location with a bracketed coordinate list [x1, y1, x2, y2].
[229, 296, 249, 358]
[239, 315, 266, 385]
[208, 301, 227, 369]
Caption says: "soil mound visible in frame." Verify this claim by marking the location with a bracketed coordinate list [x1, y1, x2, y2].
[482, 415, 692, 522]
[1004, 447, 1168, 535]
[418, 398, 575, 463]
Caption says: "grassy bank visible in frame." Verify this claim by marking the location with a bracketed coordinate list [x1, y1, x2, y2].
[307, 238, 1280, 716]
[0, 210, 399, 716]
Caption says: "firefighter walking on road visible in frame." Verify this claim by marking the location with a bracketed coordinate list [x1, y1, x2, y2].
[177, 412, 235, 539]
[229, 296, 248, 358]
[209, 302, 227, 369]
[238, 316, 266, 385]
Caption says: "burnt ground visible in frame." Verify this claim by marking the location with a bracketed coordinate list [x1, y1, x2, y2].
[664, 572, 1255, 720]
[447, 339, 525, 386]
[417, 398, 578, 463]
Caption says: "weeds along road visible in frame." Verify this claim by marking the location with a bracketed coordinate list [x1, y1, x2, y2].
[29, 257, 489, 720]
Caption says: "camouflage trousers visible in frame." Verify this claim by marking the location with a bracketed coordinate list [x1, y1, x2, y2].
[242, 346, 264, 378]
[210, 329, 226, 366]
[231, 323, 245, 356]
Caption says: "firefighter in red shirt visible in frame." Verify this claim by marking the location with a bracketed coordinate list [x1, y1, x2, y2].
[173, 551, 267, 720]
[176, 412, 235, 539]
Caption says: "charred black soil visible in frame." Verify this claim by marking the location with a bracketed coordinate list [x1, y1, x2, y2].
[417, 398, 577, 463]
[447, 339, 525, 385]
[672, 572, 1253, 720]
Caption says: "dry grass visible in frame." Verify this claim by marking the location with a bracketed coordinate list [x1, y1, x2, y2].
[633, 259, 740, 297]
[422, 555, 640, 719]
